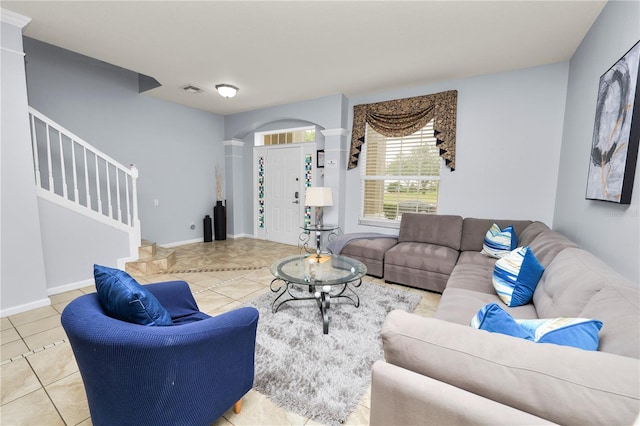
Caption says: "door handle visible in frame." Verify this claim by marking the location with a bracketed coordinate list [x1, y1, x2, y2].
[292, 200, 299, 204]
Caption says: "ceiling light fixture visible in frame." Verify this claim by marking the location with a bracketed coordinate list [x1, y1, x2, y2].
[215, 84, 239, 98]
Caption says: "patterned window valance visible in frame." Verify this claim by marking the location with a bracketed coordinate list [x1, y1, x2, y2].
[349, 90, 458, 170]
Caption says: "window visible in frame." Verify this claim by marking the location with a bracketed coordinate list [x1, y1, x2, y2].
[360, 120, 440, 226]
[256, 127, 316, 146]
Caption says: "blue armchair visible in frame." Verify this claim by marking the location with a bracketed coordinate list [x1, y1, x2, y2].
[61, 280, 259, 426]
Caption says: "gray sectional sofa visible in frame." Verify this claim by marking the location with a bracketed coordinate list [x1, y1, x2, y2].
[342, 214, 639, 425]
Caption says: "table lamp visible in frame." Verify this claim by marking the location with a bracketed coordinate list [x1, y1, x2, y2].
[305, 187, 333, 227]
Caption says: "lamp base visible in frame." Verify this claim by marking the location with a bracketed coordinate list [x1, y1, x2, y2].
[315, 207, 324, 227]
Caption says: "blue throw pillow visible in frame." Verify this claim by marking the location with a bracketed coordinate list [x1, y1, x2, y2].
[470, 303, 531, 340]
[481, 224, 517, 258]
[492, 246, 544, 307]
[471, 303, 603, 351]
[516, 318, 603, 351]
[94, 264, 173, 326]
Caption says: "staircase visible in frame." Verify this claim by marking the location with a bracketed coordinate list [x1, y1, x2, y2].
[29, 107, 141, 262]
[125, 240, 176, 275]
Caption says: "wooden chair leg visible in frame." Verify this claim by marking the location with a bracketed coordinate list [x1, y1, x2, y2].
[233, 400, 242, 414]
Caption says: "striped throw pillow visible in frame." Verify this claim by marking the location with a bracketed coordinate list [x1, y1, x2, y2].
[471, 303, 603, 351]
[516, 318, 603, 351]
[481, 224, 516, 258]
[492, 246, 544, 307]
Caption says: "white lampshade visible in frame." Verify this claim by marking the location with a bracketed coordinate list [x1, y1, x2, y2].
[215, 84, 238, 98]
[305, 187, 333, 207]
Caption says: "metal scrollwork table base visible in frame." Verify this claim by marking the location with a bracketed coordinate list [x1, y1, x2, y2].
[269, 254, 367, 334]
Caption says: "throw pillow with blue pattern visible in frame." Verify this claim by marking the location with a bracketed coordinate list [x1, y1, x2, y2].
[516, 317, 603, 351]
[492, 246, 544, 307]
[471, 303, 603, 351]
[481, 223, 517, 258]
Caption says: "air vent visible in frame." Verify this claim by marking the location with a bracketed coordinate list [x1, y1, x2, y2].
[182, 85, 204, 94]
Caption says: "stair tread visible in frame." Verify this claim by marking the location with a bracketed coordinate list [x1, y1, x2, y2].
[125, 242, 176, 275]
[128, 247, 174, 264]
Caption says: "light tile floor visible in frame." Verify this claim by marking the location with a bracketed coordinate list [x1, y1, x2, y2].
[1, 238, 440, 425]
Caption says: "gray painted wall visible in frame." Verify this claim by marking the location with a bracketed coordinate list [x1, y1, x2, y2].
[23, 38, 225, 246]
[38, 198, 130, 290]
[345, 62, 570, 232]
[1, 18, 49, 314]
[554, 0, 640, 283]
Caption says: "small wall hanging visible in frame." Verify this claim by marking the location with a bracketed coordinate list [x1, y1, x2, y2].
[317, 150, 325, 168]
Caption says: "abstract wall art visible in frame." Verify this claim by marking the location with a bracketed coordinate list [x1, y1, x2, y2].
[586, 40, 640, 204]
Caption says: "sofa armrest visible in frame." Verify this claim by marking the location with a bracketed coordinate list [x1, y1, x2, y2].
[371, 360, 555, 426]
[382, 310, 640, 425]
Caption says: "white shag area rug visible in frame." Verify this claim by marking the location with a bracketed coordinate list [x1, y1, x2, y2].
[246, 280, 421, 425]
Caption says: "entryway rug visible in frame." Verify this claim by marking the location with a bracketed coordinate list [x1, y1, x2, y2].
[245, 280, 422, 425]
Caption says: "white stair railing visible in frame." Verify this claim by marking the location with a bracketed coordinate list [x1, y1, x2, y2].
[28, 107, 141, 257]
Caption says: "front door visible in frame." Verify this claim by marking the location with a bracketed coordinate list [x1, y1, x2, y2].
[265, 146, 303, 245]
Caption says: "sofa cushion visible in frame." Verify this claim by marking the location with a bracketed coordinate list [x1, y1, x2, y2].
[435, 288, 538, 325]
[528, 230, 578, 268]
[341, 237, 398, 259]
[385, 242, 459, 276]
[534, 248, 639, 358]
[533, 248, 619, 318]
[341, 237, 398, 278]
[397, 213, 463, 250]
[518, 221, 550, 246]
[94, 264, 173, 326]
[456, 251, 497, 267]
[461, 218, 532, 252]
[580, 283, 640, 358]
[384, 241, 460, 292]
[492, 246, 544, 307]
[447, 261, 496, 295]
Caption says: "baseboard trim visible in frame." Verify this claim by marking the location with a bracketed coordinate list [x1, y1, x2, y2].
[162, 233, 247, 248]
[0, 297, 51, 318]
[47, 278, 94, 296]
[162, 238, 202, 248]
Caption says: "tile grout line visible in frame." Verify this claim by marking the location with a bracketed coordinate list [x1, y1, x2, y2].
[1, 339, 69, 366]
[191, 267, 269, 295]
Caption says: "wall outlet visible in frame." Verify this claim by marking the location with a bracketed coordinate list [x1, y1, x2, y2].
[153, 199, 159, 206]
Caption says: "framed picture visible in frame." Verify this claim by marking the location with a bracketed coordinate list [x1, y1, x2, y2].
[317, 150, 325, 168]
[586, 40, 640, 204]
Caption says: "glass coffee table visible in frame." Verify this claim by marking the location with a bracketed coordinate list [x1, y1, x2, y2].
[269, 254, 367, 334]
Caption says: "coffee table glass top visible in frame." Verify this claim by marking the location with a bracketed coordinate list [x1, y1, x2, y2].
[270, 254, 366, 286]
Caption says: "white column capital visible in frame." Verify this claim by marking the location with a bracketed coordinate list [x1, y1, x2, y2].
[320, 128, 350, 138]
[223, 139, 244, 147]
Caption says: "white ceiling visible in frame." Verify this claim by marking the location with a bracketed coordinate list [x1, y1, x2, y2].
[4, 1, 607, 116]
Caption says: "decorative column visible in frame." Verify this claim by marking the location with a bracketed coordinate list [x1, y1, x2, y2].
[0, 9, 50, 315]
[320, 128, 349, 228]
[223, 139, 245, 238]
